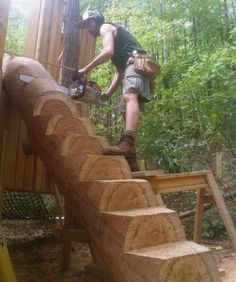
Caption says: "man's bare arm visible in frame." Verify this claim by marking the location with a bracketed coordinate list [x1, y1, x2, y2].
[80, 24, 115, 74]
[100, 67, 124, 102]
[106, 67, 123, 95]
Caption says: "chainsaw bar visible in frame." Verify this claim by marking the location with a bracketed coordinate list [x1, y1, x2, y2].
[18, 74, 107, 106]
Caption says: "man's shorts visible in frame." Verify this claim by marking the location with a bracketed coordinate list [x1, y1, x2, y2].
[118, 62, 151, 113]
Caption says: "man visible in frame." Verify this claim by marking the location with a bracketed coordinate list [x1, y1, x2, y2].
[77, 10, 152, 171]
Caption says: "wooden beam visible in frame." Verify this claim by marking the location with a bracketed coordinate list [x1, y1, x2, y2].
[0, 0, 10, 215]
[216, 151, 223, 178]
[145, 171, 209, 194]
[24, 0, 42, 58]
[193, 188, 205, 243]
[132, 169, 164, 178]
[206, 171, 236, 251]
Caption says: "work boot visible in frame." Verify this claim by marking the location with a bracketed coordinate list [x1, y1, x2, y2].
[126, 156, 140, 172]
[103, 133, 136, 158]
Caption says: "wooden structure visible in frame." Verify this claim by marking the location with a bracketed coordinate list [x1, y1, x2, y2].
[1, 0, 95, 195]
[0, 0, 234, 281]
[134, 170, 236, 249]
[25, 0, 96, 80]
[2, 55, 221, 281]
[0, 0, 11, 197]
[0, 1, 17, 281]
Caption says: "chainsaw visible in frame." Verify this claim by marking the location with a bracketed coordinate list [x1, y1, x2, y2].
[18, 73, 107, 106]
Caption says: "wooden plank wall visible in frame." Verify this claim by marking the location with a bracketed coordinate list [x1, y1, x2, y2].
[2, 0, 96, 194]
[0, 0, 11, 212]
[25, 0, 64, 80]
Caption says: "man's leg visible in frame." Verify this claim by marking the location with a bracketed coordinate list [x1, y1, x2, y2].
[123, 92, 140, 135]
[122, 92, 140, 171]
[103, 92, 140, 171]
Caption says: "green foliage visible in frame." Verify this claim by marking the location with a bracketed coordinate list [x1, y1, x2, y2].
[183, 207, 228, 240]
[7, 0, 236, 172]
[202, 208, 228, 240]
[85, 0, 236, 172]
[5, 0, 29, 55]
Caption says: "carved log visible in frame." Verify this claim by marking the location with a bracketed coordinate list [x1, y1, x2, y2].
[3, 56, 220, 282]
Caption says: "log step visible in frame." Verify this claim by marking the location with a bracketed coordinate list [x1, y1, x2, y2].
[75, 179, 158, 212]
[60, 134, 109, 157]
[33, 95, 79, 117]
[123, 241, 220, 282]
[99, 207, 185, 252]
[45, 113, 94, 136]
[76, 155, 132, 180]
[31, 114, 94, 137]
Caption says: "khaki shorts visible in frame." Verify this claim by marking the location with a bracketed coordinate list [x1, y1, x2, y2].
[118, 63, 151, 113]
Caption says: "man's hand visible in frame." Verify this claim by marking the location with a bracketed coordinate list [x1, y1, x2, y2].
[72, 67, 89, 82]
[78, 67, 88, 76]
[100, 92, 112, 102]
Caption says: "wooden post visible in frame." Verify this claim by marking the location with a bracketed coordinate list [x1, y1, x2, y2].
[216, 151, 223, 178]
[0, 0, 11, 214]
[206, 171, 236, 251]
[193, 188, 205, 243]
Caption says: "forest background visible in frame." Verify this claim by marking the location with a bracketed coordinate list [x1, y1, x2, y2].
[5, 0, 236, 240]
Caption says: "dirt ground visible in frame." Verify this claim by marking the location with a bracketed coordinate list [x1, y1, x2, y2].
[2, 220, 236, 282]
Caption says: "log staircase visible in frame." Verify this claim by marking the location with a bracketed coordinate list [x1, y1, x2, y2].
[3, 56, 221, 281]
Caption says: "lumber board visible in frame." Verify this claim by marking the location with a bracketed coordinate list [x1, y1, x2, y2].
[193, 188, 205, 243]
[155, 183, 208, 194]
[35, 0, 53, 63]
[132, 169, 164, 178]
[46, 0, 64, 79]
[206, 171, 236, 251]
[2, 105, 21, 190]
[146, 171, 209, 194]
[0, 0, 10, 198]
[79, 30, 96, 68]
[24, 0, 42, 58]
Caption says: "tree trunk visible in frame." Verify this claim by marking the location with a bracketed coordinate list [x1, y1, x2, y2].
[61, 0, 81, 87]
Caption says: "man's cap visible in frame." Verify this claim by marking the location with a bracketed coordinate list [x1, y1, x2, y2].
[78, 10, 104, 29]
